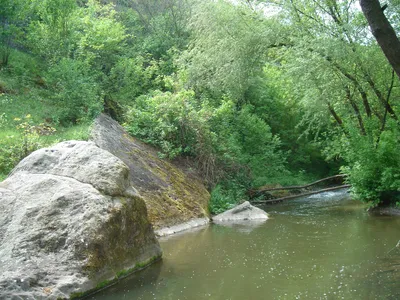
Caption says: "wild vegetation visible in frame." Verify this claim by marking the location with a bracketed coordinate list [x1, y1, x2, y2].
[1, 0, 399, 211]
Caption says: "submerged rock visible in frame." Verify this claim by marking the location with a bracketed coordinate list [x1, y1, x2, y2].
[91, 114, 210, 230]
[155, 218, 210, 237]
[212, 201, 268, 222]
[0, 141, 162, 299]
[213, 219, 267, 234]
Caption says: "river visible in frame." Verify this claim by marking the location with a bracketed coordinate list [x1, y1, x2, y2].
[91, 189, 400, 299]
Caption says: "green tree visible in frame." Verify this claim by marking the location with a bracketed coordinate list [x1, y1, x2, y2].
[46, 58, 103, 124]
[27, 0, 78, 61]
[118, 0, 192, 57]
[185, 0, 280, 101]
[0, 0, 27, 67]
[73, 1, 128, 70]
[27, 0, 127, 67]
[261, 0, 400, 205]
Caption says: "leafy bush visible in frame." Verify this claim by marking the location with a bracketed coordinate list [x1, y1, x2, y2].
[234, 106, 289, 185]
[124, 87, 289, 193]
[0, 115, 48, 179]
[125, 89, 211, 159]
[108, 56, 167, 106]
[46, 58, 102, 125]
[338, 121, 400, 206]
[209, 181, 248, 215]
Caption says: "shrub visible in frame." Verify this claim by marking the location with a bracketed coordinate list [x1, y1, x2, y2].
[108, 56, 167, 106]
[46, 58, 102, 125]
[209, 183, 246, 215]
[125, 89, 210, 159]
[0, 115, 49, 178]
[339, 121, 400, 206]
[124, 89, 289, 191]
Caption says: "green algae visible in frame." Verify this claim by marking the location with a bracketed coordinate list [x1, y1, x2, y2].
[68, 193, 163, 300]
[69, 254, 162, 300]
[83, 196, 160, 278]
[134, 147, 210, 229]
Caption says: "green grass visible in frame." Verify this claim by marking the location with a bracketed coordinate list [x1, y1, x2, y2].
[0, 123, 92, 181]
[41, 123, 92, 144]
[0, 50, 93, 181]
[0, 49, 52, 124]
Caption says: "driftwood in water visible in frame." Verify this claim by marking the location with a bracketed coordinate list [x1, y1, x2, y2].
[252, 184, 351, 204]
[254, 174, 347, 194]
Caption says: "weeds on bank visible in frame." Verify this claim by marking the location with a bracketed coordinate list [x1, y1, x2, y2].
[0, 113, 91, 181]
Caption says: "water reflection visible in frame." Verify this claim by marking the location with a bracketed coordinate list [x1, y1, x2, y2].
[213, 219, 268, 234]
[93, 190, 400, 300]
[90, 260, 163, 300]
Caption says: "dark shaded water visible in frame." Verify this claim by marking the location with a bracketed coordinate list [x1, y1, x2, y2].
[92, 190, 400, 299]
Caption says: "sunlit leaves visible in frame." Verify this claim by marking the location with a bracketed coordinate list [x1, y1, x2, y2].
[27, 0, 128, 66]
[185, 0, 281, 100]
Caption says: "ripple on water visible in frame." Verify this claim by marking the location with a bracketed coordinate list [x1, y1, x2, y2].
[92, 190, 400, 300]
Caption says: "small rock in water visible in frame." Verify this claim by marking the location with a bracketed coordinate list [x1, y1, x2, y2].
[212, 201, 268, 222]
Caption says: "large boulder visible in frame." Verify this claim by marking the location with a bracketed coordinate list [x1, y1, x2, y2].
[0, 141, 162, 299]
[91, 114, 210, 230]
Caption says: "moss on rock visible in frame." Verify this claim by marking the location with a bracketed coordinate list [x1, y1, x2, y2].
[83, 196, 161, 280]
[91, 114, 210, 229]
[70, 255, 161, 300]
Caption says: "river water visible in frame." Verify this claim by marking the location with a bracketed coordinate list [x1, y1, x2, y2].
[92, 189, 400, 299]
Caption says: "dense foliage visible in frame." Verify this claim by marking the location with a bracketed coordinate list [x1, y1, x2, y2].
[1, 0, 399, 210]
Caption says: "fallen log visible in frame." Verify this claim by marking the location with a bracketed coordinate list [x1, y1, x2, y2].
[251, 184, 351, 204]
[253, 174, 347, 193]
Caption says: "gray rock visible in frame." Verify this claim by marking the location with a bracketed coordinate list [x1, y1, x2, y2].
[212, 201, 268, 222]
[91, 114, 210, 230]
[10, 140, 133, 197]
[0, 141, 162, 299]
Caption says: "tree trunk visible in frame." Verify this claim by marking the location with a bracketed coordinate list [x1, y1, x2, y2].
[363, 72, 398, 120]
[360, 0, 400, 80]
[327, 101, 344, 127]
[254, 174, 347, 193]
[325, 56, 373, 118]
[345, 87, 366, 135]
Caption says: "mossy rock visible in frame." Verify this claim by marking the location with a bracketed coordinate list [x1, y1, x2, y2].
[0, 141, 162, 299]
[91, 114, 210, 229]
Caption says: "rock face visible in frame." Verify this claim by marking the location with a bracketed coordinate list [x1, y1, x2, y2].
[0, 141, 162, 299]
[91, 114, 210, 230]
[212, 201, 268, 222]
